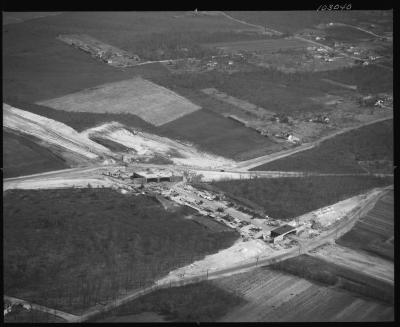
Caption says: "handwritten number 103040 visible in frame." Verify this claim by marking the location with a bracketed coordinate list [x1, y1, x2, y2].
[317, 4, 352, 10]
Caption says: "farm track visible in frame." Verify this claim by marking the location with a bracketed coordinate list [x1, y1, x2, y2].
[4, 296, 76, 322]
[329, 23, 389, 39]
[216, 12, 283, 36]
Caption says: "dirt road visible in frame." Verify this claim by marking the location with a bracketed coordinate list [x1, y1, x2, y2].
[215, 11, 283, 36]
[4, 296, 78, 322]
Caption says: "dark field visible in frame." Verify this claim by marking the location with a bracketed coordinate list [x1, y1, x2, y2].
[3, 130, 69, 178]
[270, 255, 394, 304]
[3, 11, 258, 102]
[324, 26, 374, 42]
[253, 120, 393, 173]
[3, 189, 238, 314]
[225, 11, 392, 34]
[159, 109, 280, 160]
[211, 175, 393, 220]
[94, 281, 245, 322]
[337, 190, 394, 260]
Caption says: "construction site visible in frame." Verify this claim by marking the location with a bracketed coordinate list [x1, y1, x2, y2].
[3, 10, 393, 324]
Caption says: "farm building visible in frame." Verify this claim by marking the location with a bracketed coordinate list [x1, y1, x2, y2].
[270, 224, 298, 243]
[130, 169, 183, 184]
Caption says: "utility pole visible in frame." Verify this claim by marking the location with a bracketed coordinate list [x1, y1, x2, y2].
[256, 256, 259, 266]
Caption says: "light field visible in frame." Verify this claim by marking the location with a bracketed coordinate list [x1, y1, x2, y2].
[37, 78, 201, 126]
[214, 268, 394, 322]
[206, 38, 308, 53]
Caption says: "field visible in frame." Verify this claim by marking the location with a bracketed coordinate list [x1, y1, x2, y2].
[3, 129, 69, 178]
[225, 11, 392, 35]
[2, 11, 262, 102]
[94, 281, 245, 322]
[206, 38, 308, 53]
[324, 26, 375, 42]
[38, 78, 201, 126]
[254, 120, 393, 174]
[337, 190, 394, 260]
[270, 254, 394, 305]
[3, 188, 238, 314]
[215, 267, 393, 322]
[211, 175, 393, 220]
[159, 109, 281, 161]
[3, 12, 62, 25]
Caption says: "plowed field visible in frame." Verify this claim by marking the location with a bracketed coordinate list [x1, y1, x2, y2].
[214, 268, 394, 322]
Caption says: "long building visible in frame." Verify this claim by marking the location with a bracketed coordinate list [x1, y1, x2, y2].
[131, 170, 183, 184]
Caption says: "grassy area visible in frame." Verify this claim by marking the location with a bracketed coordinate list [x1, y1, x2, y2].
[211, 175, 393, 220]
[225, 11, 392, 35]
[270, 255, 394, 304]
[317, 65, 393, 95]
[94, 281, 246, 322]
[3, 130, 69, 178]
[159, 109, 280, 160]
[3, 189, 238, 314]
[253, 120, 393, 174]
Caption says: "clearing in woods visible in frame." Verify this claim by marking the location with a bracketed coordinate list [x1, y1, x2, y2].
[214, 268, 394, 322]
[37, 78, 201, 126]
[337, 189, 394, 260]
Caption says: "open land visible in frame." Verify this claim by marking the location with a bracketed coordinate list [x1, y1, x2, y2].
[337, 189, 394, 260]
[215, 267, 393, 322]
[38, 78, 201, 126]
[270, 254, 393, 305]
[253, 119, 393, 174]
[3, 188, 238, 314]
[211, 175, 393, 220]
[94, 281, 245, 322]
[3, 129, 69, 178]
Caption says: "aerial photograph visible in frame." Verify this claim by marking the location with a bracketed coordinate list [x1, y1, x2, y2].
[3, 9, 394, 323]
